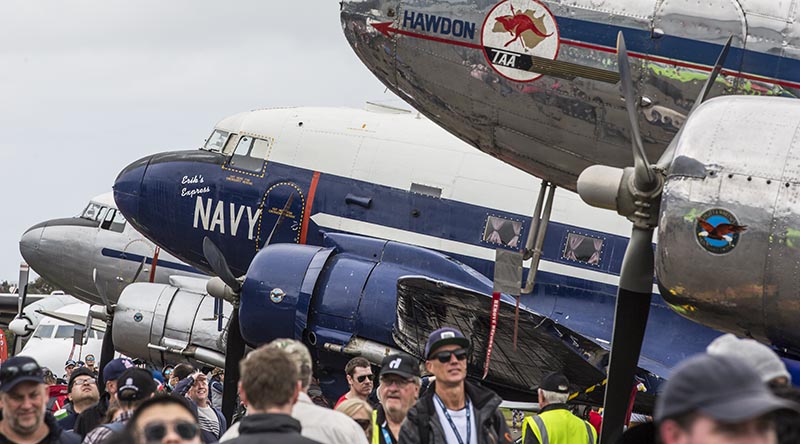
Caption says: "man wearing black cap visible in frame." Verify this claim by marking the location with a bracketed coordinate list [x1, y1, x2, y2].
[655, 353, 799, 444]
[55, 368, 99, 432]
[73, 357, 135, 437]
[521, 372, 596, 444]
[0, 356, 80, 444]
[82, 368, 156, 444]
[373, 353, 421, 444]
[399, 327, 512, 444]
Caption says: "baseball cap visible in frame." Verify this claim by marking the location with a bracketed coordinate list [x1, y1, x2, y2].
[103, 358, 135, 382]
[116, 368, 157, 402]
[380, 353, 420, 380]
[68, 367, 97, 392]
[707, 333, 791, 384]
[537, 372, 570, 394]
[655, 353, 800, 423]
[266, 339, 312, 385]
[0, 356, 44, 392]
[64, 360, 77, 368]
[424, 327, 470, 359]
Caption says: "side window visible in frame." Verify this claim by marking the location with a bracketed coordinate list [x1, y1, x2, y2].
[33, 325, 54, 339]
[101, 209, 116, 230]
[110, 211, 127, 233]
[228, 135, 269, 173]
[204, 129, 230, 152]
[250, 138, 270, 160]
[80, 203, 103, 221]
[97, 207, 109, 223]
[54, 325, 76, 339]
[232, 136, 254, 157]
[482, 215, 522, 248]
[562, 232, 604, 266]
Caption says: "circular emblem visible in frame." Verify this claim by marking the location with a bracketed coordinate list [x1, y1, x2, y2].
[133, 312, 143, 323]
[695, 208, 747, 254]
[481, 0, 560, 82]
[270, 288, 285, 303]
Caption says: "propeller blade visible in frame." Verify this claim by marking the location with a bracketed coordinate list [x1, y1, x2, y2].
[129, 256, 147, 283]
[616, 32, 657, 191]
[600, 227, 655, 444]
[202, 237, 241, 293]
[92, 268, 111, 307]
[263, 193, 295, 248]
[656, 36, 734, 170]
[222, 309, 246, 424]
[692, 35, 733, 113]
[97, 315, 115, 395]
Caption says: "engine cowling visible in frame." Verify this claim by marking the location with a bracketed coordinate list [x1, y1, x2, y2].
[656, 96, 800, 353]
[113, 277, 231, 368]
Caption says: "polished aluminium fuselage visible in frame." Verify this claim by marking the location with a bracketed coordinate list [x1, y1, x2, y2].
[19, 193, 205, 305]
[341, 0, 800, 190]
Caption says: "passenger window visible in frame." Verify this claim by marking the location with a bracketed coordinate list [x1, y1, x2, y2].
[204, 129, 230, 152]
[482, 215, 522, 248]
[562, 232, 604, 266]
[33, 325, 54, 339]
[54, 325, 76, 339]
[110, 211, 127, 233]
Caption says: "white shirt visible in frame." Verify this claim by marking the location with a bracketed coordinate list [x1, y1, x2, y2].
[433, 395, 478, 444]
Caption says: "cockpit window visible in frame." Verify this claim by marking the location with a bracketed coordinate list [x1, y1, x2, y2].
[80, 202, 103, 221]
[227, 135, 270, 173]
[204, 129, 230, 152]
[33, 325, 54, 339]
[110, 211, 126, 233]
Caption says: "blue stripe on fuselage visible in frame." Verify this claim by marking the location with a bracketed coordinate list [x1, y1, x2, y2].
[100, 248, 202, 275]
[555, 16, 800, 85]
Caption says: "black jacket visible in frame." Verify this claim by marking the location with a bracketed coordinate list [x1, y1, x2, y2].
[399, 381, 513, 444]
[224, 413, 322, 444]
[73, 393, 109, 438]
[0, 412, 81, 444]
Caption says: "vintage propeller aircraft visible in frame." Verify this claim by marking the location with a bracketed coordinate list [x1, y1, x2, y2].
[107, 103, 789, 423]
[339, 0, 800, 441]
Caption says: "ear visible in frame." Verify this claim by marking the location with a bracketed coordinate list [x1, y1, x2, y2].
[658, 419, 685, 444]
[425, 360, 434, 374]
[346, 374, 353, 385]
[237, 382, 249, 407]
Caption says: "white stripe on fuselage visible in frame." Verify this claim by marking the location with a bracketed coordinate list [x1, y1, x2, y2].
[310, 213, 660, 295]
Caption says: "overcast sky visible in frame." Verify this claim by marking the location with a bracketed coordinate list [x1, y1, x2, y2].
[0, 1, 400, 282]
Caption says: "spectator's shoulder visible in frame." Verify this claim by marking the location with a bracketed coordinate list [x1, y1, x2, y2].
[58, 430, 82, 444]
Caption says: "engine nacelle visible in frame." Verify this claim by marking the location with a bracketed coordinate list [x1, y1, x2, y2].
[113, 277, 231, 368]
[657, 96, 800, 353]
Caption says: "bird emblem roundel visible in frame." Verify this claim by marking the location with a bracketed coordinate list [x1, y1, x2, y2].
[695, 209, 747, 254]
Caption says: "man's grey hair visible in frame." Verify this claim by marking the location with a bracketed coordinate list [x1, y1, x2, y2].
[540, 389, 569, 405]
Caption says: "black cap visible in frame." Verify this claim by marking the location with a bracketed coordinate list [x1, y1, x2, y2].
[116, 368, 157, 402]
[380, 353, 420, 380]
[0, 356, 44, 392]
[655, 354, 800, 423]
[68, 367, 97, 392]
[424, 327, 470, 359]
[538, 372, 570, 394]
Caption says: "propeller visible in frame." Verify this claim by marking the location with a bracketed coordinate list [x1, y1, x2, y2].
[92, 268, 115, 393]
[11, 263, 31, 353]
[203, 191, 296, 423]
[575, 32, 734, 444]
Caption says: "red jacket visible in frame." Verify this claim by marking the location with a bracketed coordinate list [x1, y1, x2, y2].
[48, 384, 69, 412]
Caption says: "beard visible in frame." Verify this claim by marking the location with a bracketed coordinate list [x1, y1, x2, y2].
[385, 401, 411, 423]
[9, 411, 42, 436]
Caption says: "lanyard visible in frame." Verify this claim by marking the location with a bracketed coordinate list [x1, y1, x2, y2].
[380, 424, 394, 444]
[434, 394, 471, 444]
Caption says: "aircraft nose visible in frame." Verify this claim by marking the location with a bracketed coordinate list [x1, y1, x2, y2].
[19, 222, 46, 266]
[114, 154, 152, 223]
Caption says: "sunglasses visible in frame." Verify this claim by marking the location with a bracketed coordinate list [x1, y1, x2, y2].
[74, 378, 96, 386]
[1, 362, 42, 383]
[432, 349, 468, 363]
[143, 421, 199, 441]
[356, 374, 374, 383]
[354, 418, 371, 431]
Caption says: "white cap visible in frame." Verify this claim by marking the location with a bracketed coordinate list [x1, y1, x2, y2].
[706, 333, 791, 384]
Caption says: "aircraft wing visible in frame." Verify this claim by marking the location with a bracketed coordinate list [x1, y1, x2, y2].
[394, 276, 656, 411]
[35, 310, 106, 333]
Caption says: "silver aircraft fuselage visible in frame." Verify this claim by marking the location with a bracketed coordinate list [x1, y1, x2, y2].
[341, 0, 800, 190]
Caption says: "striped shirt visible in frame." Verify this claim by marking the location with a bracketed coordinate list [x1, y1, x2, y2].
[197, 405, 220, 438]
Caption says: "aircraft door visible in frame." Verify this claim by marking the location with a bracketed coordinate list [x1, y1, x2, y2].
[254, 182, 305, 251]
[645, 0, 746, 134]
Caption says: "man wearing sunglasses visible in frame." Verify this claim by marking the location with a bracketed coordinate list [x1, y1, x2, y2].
[83, 356, 96, 374]
[55, 368, 99, 432]
[129, 396, 201, 444]
[0, 356, 81, 444]
[400, 327, 513, 444]
[335, 357, 374, 409]
[373, 353, 421, 444]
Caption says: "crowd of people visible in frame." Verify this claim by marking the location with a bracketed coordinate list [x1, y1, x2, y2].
[1, 328, 798, 444]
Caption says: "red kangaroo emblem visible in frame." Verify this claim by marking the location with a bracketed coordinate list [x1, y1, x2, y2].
[495, 3, 553, 48]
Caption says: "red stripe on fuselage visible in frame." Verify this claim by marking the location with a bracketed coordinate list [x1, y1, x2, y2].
[300, 171, 320, 245]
